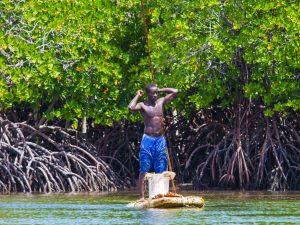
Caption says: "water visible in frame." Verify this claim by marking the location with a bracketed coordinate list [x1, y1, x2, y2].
[0, 191, 299, 224]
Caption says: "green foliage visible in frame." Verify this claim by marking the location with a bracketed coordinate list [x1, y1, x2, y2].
[0, 0, 146, 125]
[148, 0, 300, 115]
[0, 0, 299, 124]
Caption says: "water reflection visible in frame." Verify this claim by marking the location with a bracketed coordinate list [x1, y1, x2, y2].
[135, 207, 204, 224]
[0, 191, 299, 224]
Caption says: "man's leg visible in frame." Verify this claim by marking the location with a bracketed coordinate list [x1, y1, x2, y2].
[139, 172, 146, 199]
[139, 135, 153, 200]
[153, 137, 168, 173]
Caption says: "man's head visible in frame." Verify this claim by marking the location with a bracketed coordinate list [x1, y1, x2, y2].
[145, 83, 158, 102]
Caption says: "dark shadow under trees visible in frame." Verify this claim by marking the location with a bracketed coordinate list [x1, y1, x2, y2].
[1, 105, 300, 193]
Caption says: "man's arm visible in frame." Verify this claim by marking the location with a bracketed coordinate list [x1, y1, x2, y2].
[158, 87, 178, 104]
[128, 90, 143, 112]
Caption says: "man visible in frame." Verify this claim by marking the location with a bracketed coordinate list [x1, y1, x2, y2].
[128, 83, 178, 200]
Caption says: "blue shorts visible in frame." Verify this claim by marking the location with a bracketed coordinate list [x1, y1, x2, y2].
[139, 134, 168, 173]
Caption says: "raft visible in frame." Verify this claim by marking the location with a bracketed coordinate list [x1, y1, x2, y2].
[127, 195, 204, 209]
[127, 172, 204, 209]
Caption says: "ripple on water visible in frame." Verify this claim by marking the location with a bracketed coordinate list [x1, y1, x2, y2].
[0, 191, 299, 224]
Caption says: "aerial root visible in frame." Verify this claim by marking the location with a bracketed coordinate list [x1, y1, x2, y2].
[0, 117, 121, 193]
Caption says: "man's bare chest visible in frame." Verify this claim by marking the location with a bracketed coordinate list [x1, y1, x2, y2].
[142, 104, 163, 117]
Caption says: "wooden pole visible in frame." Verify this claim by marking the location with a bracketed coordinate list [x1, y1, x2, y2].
[140, 0, 155, 82]
[166, 147, 176, 193]
[141, 0, 176, 193]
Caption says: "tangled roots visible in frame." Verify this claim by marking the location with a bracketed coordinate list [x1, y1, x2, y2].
[0, 117, 121, 193]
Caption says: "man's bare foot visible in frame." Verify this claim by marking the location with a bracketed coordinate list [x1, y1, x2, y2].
[137, 198, 147, 202]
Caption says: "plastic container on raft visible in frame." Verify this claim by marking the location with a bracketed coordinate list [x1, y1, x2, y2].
[145, 172, 176, 199]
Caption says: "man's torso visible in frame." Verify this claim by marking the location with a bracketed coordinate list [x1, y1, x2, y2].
[141, 98, 165, 136]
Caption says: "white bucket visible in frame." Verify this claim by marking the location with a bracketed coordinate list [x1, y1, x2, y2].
[145, 172, 176, 199]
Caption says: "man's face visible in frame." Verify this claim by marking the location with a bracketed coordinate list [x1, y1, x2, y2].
[147, 86, 158, 102]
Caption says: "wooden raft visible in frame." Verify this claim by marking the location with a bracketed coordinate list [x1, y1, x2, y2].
[127, 193, 204, 209]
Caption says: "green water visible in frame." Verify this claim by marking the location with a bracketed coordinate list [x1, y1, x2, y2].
[0, 191, 299, 224]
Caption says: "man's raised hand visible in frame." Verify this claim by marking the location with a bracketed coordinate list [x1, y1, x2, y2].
[137, 90, 144, 97]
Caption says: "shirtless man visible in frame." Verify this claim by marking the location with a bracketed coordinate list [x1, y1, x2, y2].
[128, 83, 178, 200]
